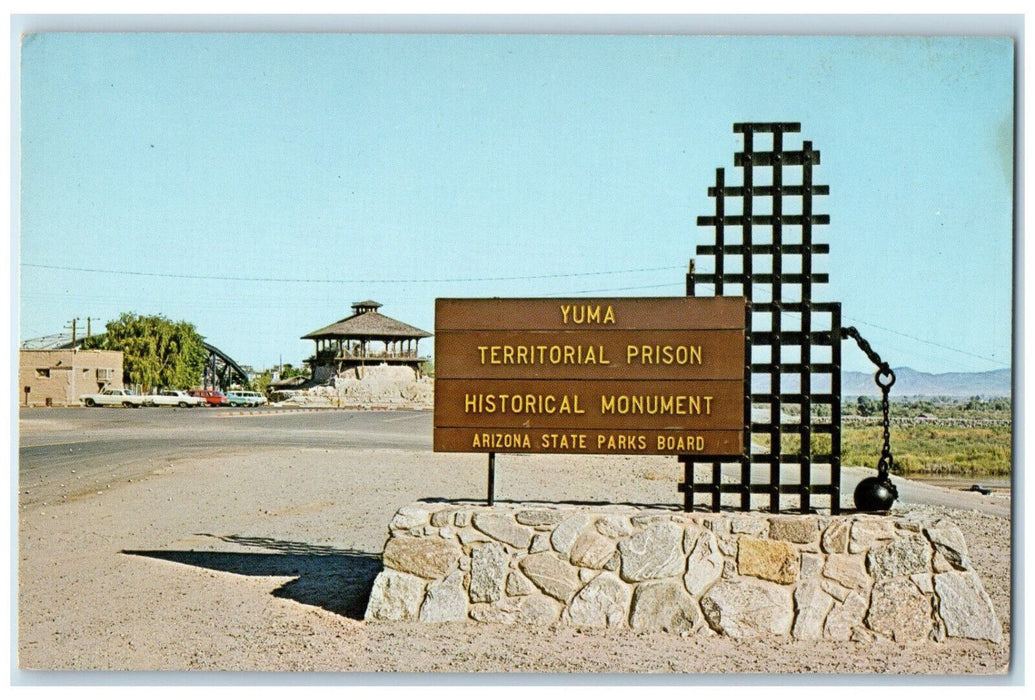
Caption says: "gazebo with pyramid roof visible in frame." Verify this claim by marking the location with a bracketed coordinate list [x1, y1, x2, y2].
[302, 300, 432, 379]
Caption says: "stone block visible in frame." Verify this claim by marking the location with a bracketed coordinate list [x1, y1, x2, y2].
[453, 510, 472, 528]
[550, 513, 593, 557]
[566, 573, 631, 628]
[683, 529, 724, 596]
[819, 578, 851, 603]
[506, 571, 535, 597]
[896, 518, 923, 533]
[630, 514, 670, 527]
[630, 580, 703, 634]
[470, 541, 508, 603]
[618, 520, 685, 582]
[822, 553, 870, 591]
[866, 533, 932, 581]
[515, 509, 566, 528]
[429, 508, 455, 528]
[769, 516, 819, 544]
[849, 518, 896, 553]
[925, 519, 972, 571]
[934, 571, 1003, 643]
[459, 526, 494, 546]
[382, 536, 462, 580]
[800, 552, 824, 580]
[823, 590, 867, 640]
[472, 512, 533, 549]
[866, 578, 932, 642]
[737, 537, 798, 585]
[700, 580, 793, 638]
[569, 529, 617, 569]
[514, 594, 561, 625]
[820, 520, 850, 554]
[792, 581, 834, 640]
[730, 516, 767, 535]
[364, 570, 427, 621]
[716, 535, 738, 556]
[596, 515, 633, 539]
[389, 504, 431, 531]
[419, 571, 468, 622]
[469, 603, 515, 624]
[519, 552, 581, 602]
[529, 533, 551, 554]
[932, 551, 954, 573]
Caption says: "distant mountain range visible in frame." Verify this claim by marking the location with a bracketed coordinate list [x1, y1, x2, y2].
[841, 367, 1011, 398]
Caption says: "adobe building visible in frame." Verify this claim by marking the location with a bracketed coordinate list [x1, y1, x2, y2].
[18, 348, 124, 407]
[302, 300, 432, 381]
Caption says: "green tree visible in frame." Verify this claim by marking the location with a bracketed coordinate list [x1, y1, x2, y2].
[855, 395, 877, 417]
[85, 313, 208, 390]
[279, 363, 310, 379]
[252, 370, 273, 395]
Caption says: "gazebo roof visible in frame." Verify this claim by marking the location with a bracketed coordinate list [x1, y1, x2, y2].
[302, 308, 431, 340]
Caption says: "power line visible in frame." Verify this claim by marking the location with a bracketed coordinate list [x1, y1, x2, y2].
[690, 281, 1010, 370]
[22, 263, 1010, 370]
[21, 262, 684, 285]
[547, 282, 681, 296]
[843, 315, 1009, 369]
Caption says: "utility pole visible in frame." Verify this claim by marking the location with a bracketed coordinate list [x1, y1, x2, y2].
[64, 317, 79, 403]
[65, 318, 79, 347]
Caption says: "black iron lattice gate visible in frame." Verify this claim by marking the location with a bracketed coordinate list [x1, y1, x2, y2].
[680, 122, 843, 514]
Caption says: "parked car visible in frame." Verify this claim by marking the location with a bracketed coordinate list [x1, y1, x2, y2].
[79, 388, 146, 408]
[187, 388, 227, 407]
[147, 390, 207, 408]
[225, 390, 268, 407]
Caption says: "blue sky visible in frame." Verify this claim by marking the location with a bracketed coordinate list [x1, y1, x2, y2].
[17, 33, 1014, 374]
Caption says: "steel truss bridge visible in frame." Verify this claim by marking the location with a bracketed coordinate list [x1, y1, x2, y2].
[201, 342, 251, 391]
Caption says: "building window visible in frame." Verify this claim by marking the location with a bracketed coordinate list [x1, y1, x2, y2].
[96, 368, 113, 381]
[35, 368, 50, 378]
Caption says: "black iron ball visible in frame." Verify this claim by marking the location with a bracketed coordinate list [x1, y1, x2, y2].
[854, 476, 899, 512]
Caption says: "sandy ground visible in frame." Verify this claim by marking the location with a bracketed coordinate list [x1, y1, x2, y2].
[17, 422, 1012, 676]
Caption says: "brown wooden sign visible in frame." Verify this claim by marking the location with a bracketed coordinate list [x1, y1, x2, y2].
[434, 297, 746, 456]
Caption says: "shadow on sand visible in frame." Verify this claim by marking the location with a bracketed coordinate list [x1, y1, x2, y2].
[123, 535, 382, 620]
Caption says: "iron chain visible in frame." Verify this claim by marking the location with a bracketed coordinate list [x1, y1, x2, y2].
[841, 326, 895, 479]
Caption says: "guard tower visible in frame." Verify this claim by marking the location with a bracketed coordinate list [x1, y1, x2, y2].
[681, 122, 842, 514]
[303, 300, 432, 380]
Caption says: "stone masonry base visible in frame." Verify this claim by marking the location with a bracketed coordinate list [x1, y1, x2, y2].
[364, 502, 1003, 643]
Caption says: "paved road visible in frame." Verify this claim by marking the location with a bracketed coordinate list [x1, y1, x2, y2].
[17, 407, 432, 507]
[17, 407, 1010, 517]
